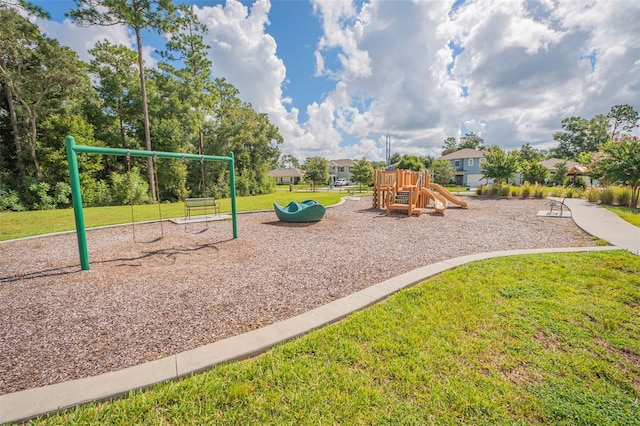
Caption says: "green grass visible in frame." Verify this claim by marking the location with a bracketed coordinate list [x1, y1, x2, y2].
[28, 251, 640, 425]
[0, 191, 345, 241]
[605, 206, 640, 228]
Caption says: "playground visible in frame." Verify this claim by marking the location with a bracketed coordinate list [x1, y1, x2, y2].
[0, 196, 598, 396]
[372, 168, 469, 215]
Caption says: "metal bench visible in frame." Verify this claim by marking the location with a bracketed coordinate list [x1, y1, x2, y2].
[184, 197, 220, 219]
[548, 197, 566, 215]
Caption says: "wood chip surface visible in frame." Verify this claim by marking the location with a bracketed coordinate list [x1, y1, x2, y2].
[0, 197, 598, 394]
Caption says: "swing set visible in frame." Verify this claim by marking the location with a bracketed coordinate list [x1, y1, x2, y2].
[65, 135, 238, 271]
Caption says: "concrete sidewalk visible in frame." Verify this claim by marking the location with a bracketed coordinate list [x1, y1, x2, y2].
[1, 199, 637, 424]
[560, 198, 640, 255]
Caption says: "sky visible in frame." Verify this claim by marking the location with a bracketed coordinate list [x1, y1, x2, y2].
[27, 0, 640, 162]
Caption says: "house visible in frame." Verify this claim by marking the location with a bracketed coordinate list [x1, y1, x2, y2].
[539, 158, 589, 186]
[439, 148, 490, 187]
[539, 158, 581, 174]
[268, 167, 304, 185]
[329, 159, 354, 184]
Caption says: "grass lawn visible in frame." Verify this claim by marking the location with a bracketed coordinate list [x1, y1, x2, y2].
[605, 206, 640, 228]
[29, 251, 640, 425]
[0, 191, 345, 241]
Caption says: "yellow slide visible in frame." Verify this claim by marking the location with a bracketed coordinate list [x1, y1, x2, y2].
[420, 188, 447, 213]
[426, 183, 469, 208]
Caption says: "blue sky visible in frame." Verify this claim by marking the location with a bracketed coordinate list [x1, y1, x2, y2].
[29, 0, 640, 161]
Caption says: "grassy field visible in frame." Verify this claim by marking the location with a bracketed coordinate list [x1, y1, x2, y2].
[605, 206, 640, 227]
[0, 191, 345, 241]
[27, 250, 640, 425]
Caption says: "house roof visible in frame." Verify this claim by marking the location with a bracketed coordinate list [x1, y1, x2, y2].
[329, 159, 355, 167]
[539, 158, 581, 172]
[268, 168, 304, 178]
[439, 148, 489, 160]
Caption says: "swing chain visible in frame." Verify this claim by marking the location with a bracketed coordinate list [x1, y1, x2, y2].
[126, 150, 137, 241]
[153, 152, 165, 238]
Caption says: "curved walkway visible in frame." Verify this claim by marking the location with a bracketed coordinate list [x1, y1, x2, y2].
[561, 198, 640, 255]
[0, 200, 635, 424]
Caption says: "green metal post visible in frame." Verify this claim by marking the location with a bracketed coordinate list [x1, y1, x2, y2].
[65, 136, 90, 270]
[229, 151, 238, 239]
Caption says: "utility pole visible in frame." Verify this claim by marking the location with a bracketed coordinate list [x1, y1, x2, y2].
[385, 134, 391, 166]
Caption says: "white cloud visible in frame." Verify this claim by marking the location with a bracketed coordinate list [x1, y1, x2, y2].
[30, 0, 640, 162]
[36, 18, 156, 67]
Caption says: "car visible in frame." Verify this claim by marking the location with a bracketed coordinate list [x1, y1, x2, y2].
[334, 178, 348, 186]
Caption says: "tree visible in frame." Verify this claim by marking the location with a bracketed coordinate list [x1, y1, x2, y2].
[395, 154, 423, 171]
[595, 135, 640, 207]
[552, 115, 609, 160]
[551, 161, 568, 186]
[481, 147, 520, 186]
[430, 159, 455, 186]
[388, 152, 401, 166]
[520, 161, 548, 184]
[160, 4, 217, 191]
[459, 132, 485, 150]
[607, 104, 639, 138]
[350, 158, 374, 190]
[370, 160, 386, 170]
[303, 156, 329, 191]
[68, 0, 176, 201]
[420, 155, 434, 169]
[518, 143, 546, 162]
[1, 3, 51, 183]
[279, 154, 300, 169]
[441, 136, 458, 155]
[0, 14, 90, 182]
[87, 40, 139, 149]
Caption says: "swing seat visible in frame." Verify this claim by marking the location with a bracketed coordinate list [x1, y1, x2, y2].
[185, 197, 220, 219]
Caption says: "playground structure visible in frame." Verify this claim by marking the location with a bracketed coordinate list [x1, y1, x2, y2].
[273, 199, 326, 223]
[65, 136, 238, 271]
[372, 169, 469, 216]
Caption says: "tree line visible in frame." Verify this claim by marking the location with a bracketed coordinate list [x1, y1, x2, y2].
[1, 0, 282, 211]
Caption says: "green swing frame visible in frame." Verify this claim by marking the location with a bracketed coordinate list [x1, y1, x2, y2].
[65, 135, 238, 271]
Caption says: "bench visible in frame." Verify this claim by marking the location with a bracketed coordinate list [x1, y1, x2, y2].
[184, 197, 220, 219]
[548, 197, 566, 215]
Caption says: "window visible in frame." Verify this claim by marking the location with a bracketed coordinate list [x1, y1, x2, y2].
[468, 158, 474, 166]
[454, 160, 460, 167]
[340, 166, 344, 172]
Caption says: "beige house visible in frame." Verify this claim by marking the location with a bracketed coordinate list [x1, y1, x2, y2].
[269, 167, 304, 185]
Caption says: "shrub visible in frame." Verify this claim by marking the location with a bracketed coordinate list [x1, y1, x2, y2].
[0, 184, 25, 211]
[110, 168, 150, 205]
[600, 188, 615, 205]
[500, 185, 511, 196]
[81, 178, 112, 207]
[549, 187, 565, 197]
[26, 180, 56, 210]
[510, 187, 519, 197]
[476, 186, 485, 196]
[533, 184, 546, 199]
[489, 185, 501, 196]
[521, 184, 531, 198]
[617, 187, 632, 207]
[586, 187, 599, 203]
[53, 182, 71, 208]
